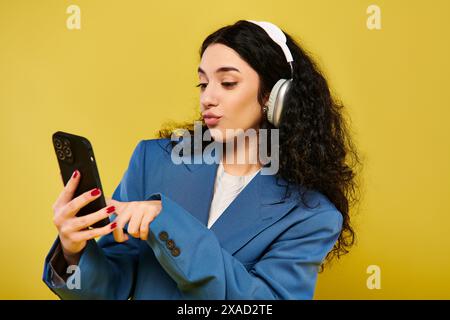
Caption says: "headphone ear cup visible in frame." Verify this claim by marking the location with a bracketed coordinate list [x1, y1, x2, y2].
[266, 79, 291, 128]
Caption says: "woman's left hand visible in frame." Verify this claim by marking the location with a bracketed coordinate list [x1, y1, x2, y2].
[105, 198, 162, 242]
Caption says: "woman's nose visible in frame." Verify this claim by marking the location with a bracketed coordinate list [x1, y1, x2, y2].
[200, 84, 219, 108]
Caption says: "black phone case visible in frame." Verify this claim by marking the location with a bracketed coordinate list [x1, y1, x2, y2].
[52, 131, 110, 228]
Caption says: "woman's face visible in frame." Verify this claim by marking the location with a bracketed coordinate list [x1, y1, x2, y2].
[198, 43, 265, 142]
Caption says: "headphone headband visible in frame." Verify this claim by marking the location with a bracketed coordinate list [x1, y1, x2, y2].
[246, 20, 294, 79]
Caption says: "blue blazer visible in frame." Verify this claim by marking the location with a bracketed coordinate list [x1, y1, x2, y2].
[43, 138, 343, 300]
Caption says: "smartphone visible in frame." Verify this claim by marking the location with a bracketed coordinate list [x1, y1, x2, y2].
[52, 131, 110, 228]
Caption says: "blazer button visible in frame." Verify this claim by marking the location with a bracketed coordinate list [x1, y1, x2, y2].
[158, 231, 169, 241]
[171, 247, 180, 257]
[166, 239, 175, 250]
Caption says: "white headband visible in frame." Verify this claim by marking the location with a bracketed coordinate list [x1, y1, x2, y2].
[246, 20, 294, 78]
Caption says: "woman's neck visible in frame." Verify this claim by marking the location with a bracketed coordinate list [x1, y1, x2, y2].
[221, 134, 262, 176]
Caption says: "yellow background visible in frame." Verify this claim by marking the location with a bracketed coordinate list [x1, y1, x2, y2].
[1, 0, 449, 299]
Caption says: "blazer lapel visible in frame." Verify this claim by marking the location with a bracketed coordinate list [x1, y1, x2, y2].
[159, 139, 298, 256]
[177, 141, 221, 226]
[210, 172, 298, 255]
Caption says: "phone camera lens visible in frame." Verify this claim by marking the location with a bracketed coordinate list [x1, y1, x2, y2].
[63, 146, 72, 157]
[57, 150, 65, 160]
[54, 138, 62, 149]
[63, 139, 71, 147]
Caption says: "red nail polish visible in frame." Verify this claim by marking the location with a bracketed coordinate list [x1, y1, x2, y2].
[91, 188, 100, 196]
[110, 222, 117, 229]
[106, 206, 115, 214]
[72, 170, 78, 179]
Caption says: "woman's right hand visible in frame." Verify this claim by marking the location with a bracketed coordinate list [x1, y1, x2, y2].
[52, 169, 118, 264]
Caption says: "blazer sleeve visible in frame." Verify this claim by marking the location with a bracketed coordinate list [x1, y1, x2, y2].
[145, 190, 343, 300]
[42, 140, 147, 300]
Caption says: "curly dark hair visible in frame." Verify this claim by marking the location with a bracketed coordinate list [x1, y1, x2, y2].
[157, 20, 362, 270]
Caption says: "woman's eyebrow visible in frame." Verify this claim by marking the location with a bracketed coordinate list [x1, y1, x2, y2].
[197, 66, 241, 75]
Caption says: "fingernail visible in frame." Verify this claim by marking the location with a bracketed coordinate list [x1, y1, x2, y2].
[106, 206, 115, 214]
[72, 170, 78, 179]
[91, 188, 101, 196]
[110, 222, 117, 229]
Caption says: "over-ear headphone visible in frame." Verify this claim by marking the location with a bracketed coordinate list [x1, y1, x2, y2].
[246, 20, 294, 128]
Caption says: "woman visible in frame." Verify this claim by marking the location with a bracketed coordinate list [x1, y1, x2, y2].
[43, 20, 360, 299]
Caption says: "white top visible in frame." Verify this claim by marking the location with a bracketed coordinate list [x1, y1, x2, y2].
[207, 162, 261, 229]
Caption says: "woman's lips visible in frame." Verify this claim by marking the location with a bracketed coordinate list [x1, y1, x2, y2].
[204, 116, 222, 126]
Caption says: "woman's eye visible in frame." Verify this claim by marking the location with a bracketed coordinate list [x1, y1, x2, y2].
[222, 82, 237, 88]
[195, 83, 207, 89]
[195, 82, 237, 90]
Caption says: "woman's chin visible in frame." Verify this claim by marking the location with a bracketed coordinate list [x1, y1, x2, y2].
[207, 127, 231, 143]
